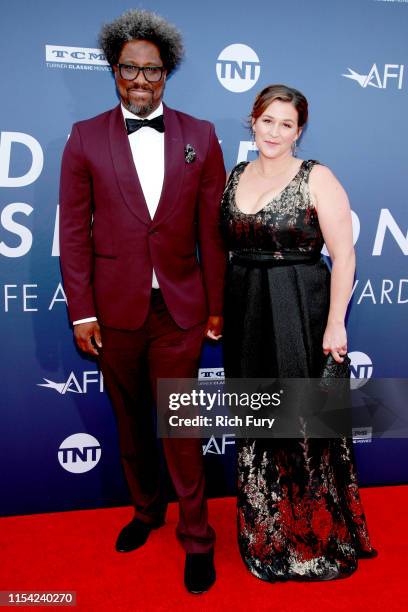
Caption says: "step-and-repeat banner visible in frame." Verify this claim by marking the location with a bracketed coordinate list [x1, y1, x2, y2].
[1, 0, 407, 516]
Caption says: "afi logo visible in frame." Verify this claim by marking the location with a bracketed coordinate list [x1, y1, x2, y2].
[38, 370, 104, 394]
[349, 351, 373, 389]
[342, 64, 404, 89]
[58, 433, 101, 474]
[198, 367, 225, 381]
[216, 44, 261, 93]
[202, 434, 235, 455]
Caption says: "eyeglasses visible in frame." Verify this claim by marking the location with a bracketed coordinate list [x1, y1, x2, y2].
[117, 64, 164, 83]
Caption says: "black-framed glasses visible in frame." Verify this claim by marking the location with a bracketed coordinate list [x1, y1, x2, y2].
[117, 64, 164, 82]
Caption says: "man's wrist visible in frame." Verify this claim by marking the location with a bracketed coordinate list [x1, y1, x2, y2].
[73, 317, 98, 325]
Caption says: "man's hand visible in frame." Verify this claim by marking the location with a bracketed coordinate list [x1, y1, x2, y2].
[204, 316, 223, 341]
[74, 321, 102, 356]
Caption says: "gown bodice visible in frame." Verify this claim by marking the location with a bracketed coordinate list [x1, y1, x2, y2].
[221, 159, 324, 261]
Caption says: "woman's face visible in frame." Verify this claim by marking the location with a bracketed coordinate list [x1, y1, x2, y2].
[253, 99, 301, 159]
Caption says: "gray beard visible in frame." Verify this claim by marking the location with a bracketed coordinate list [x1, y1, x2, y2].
[126, 101, 154, 117]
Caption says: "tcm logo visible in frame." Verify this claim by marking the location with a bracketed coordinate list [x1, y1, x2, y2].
[198, 367, 225, 381]
[352, 427, 373, 444]
[58, 433, 101, 474]
[38, 370, 104, 394]
[45, 45, 109, 66]
[349, 351, 373, 389]
[216, 44, 260, 93]
[202, 434, 235, 455]
[342, 64, 404, 89]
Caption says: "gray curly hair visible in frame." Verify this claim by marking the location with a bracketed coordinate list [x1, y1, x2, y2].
[99, 9, 184, 74]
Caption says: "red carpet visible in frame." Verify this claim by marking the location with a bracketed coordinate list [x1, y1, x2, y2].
[0, 487, 406, 611]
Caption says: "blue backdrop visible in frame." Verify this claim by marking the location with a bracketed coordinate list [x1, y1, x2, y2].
[1, 0, 407, 516]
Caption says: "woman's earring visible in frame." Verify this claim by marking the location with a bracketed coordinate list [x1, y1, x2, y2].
[292, 140, 297, 156]
[252, 130, 256, 145]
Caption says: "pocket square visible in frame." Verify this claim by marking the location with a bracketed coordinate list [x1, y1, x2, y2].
[184, 144, 196, 163]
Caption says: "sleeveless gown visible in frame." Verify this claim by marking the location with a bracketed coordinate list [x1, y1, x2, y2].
[221, 160, 376, 581]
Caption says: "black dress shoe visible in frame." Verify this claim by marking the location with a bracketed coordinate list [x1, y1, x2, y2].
[115, 518, 164, 553]
[184, 549, 216, 594]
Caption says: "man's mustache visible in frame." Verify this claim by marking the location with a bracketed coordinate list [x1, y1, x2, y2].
[129, 86, 153, 92]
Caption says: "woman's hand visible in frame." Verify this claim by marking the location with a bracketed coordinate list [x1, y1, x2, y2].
[322, 321, 347, 363]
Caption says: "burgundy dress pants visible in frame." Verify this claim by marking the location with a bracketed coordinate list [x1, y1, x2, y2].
[98, 289, 215, 553]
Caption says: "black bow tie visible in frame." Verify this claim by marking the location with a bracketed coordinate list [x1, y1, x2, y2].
[125, 116, 165, 135]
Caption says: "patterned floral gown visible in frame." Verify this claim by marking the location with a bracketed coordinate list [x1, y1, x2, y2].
[221, 160, 376, 581]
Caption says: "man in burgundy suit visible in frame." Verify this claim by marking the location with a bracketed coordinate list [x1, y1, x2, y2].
[59, 10, 226, 593]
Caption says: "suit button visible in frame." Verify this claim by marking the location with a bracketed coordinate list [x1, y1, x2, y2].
[148, 229, 157, 235]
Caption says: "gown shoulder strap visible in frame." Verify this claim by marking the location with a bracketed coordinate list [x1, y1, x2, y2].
[301, 159, 321, 182]
[227, 161, 248, 186]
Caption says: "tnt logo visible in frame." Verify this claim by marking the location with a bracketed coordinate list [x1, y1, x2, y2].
[216, 44, 260, 92]
[349, 351, 373, 389]
[58, 433, 101, 473]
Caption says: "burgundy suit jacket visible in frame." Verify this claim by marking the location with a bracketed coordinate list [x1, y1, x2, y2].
[59, 103, 226, 330]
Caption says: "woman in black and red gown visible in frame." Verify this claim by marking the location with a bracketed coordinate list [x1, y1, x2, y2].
[221, 84, 376, 581]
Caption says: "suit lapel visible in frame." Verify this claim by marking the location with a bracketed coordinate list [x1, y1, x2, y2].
[153, 104, 185, 224]
[108, 105, 151, 225]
